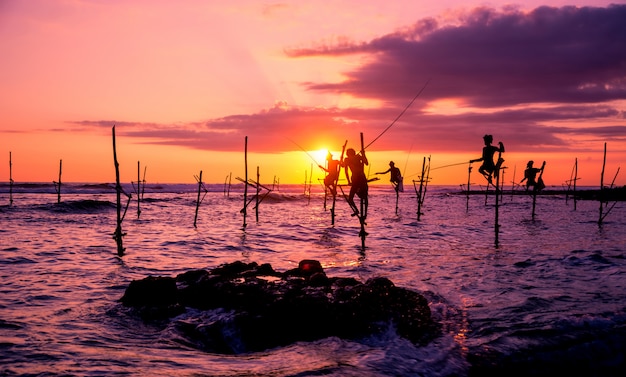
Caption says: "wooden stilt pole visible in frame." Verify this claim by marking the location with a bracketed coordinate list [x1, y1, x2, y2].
[357, 132, 367, 250]
[395, 186, 399, 215]
[112, 126, 126, 257]
[494, 151, 503, 248]
[598, 143, 607, 225]
[466, 162, 472, 212]
[194, 170, 203, 228]
[308, 163, 313, 205]
[416, 156, 426, 221]
[531, 162, 546, 220]
[141, 165, 147, 199]
[224, 172, 232, 197]
[331, 141, 348, 226]
[243, 136, 248, 229]
[9, 152, 13, 206]
[136, 161, 141, 218]
[573, 158, 578, 210]
[54, 159, 62, 204]
[256, 166, 260, 222]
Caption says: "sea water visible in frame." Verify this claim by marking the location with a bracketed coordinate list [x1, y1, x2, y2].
[1, 183, 625, 376]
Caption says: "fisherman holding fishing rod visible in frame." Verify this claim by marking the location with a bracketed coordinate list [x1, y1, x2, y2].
[376, 161, 404, 193]
[318, 152, 340, 196]
[469, 134, 505, 184]
[520, 160, 546, 192]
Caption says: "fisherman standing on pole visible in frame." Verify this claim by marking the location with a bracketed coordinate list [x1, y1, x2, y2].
[343, 147, 368, 217]
[470, 134, 505, 184]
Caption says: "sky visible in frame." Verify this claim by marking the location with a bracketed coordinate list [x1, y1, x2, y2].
[1, 0, 625, 188]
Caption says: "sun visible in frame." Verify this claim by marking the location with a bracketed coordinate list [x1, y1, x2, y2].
[309, 148, 330, 166]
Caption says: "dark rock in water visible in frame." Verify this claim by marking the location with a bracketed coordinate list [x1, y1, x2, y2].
[120, 260, 440, 353]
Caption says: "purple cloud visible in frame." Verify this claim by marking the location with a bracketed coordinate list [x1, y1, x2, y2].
[69, 5, 626, 155]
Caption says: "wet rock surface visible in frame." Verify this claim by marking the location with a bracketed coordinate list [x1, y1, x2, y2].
[120, 260, 440, 353]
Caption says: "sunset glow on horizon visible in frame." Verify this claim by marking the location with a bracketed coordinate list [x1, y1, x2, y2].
[1, 0, 625, 187]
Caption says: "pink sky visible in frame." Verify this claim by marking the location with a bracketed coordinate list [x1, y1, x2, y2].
[1, 0, 625, 187]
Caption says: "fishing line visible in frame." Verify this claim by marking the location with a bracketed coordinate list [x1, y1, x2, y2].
[287, 137, 321, 167]
[430, 161, 470, 171]
[364, 78, 431, 150]
[402, 142, 413, 177]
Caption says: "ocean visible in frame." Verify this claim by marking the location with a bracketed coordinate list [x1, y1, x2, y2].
[1, 182, 625, 376]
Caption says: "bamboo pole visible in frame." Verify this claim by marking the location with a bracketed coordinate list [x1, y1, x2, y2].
[358, 132, 367, 250]
[9, 152, 13, 206]
[136, 161, 141, 218]
[574, 158, 578, 210]
[308, 163, 313, 205]
[531, 162, 546, 220]
[243, 136, 248, 229]
[57, 160, 63, 204]
[224, 172, 232, 197]
[466, 162, 472, 212]
[494, 151, 503, 248]
[193, 170, 203, 228]
[112, 126, 125, 257]
[598, 143, 606, 225]
[416, 156, 426, 221]
[256, 166, 260, 223]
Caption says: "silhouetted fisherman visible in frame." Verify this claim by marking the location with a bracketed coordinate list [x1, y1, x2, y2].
[520, 160, 545, 191]
[376, 161, 403, 192]
[319, 152, 340, 196]
[470, 134, 505, 184]
[343, 147, 368, 216]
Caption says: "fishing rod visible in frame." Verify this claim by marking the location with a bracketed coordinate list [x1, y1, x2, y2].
[287, 137, 322, 168]
[364, 78, 431, 150]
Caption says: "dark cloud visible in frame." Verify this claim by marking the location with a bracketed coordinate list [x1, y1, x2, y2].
[290, 5, 626, 107]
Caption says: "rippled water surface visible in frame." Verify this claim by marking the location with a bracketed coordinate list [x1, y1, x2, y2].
[1, 183, 625, 376]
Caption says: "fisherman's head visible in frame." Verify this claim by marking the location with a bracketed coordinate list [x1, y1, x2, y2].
[389, 161, 395, 166]
[527, 160, 534, 168]
[346, 148, 356, 157]
[483, 134, 493, 144]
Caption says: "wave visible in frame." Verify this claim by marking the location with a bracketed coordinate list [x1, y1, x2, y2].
[40, 199, 115, 213]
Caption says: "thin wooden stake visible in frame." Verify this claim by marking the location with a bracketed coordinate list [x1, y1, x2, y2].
[224, 172, 232, 197]
[243, 136, 248, 229]
[112, 126, 125, 256]
[416, 156, 427, 221]
[9, 152, 13, 206]
[256, 166, 260, 222]
[136, 161, 141, 218]
[54, 159, 62, 204]
[531, 162, 546, 220]
[599, 143, 606, 225]
[466, 162, 472, 212]
[331, 141, 347, 226]
[194, 170, 203, 228]
[494, 150, 503, 248]
[308, 163, 313, 205]
[358, 132, 367, 250]
[574, 158, 578, 210]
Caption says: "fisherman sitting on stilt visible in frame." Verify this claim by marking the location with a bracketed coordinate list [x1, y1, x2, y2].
[318, 151, 340, 196]
[469, 134, 505, 185]
[375, 161, 404, 193]
[520, 160, 545, 192]
[343, 147, 368, 217]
